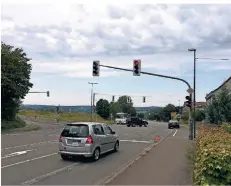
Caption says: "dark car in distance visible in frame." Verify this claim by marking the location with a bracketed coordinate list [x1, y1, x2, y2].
[168, 120, 180, 129]
[127, 117, 148, 127]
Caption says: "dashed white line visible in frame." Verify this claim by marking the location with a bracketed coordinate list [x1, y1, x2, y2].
[1, 140, 57, 151]
[173, 129, 178, 137]
[120, 139, 152, 143]
[1, 153, 57, 169]
[21, 163, 79, 185]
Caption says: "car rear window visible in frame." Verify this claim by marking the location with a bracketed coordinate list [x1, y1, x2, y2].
[61, 124, 89, 137]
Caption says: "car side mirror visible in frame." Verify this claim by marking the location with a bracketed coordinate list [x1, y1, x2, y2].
[111, 131, 116, 134]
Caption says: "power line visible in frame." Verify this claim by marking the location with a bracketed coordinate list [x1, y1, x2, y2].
[196, 57, 230, 60]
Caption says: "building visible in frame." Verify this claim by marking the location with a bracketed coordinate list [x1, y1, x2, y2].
[205, 76, 231, 105]
[183, 101, 206, 112]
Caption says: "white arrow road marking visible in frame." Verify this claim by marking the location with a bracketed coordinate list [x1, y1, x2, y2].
[2, 149, 38, 159]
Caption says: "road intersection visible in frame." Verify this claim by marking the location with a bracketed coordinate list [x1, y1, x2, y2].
[1, 120, 189, 185]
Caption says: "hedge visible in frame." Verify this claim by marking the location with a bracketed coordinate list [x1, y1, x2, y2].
[193, 124, 231, 185]
[221, 123, 231, 134]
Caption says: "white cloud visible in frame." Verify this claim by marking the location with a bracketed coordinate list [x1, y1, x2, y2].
[2, 3, 231, 106]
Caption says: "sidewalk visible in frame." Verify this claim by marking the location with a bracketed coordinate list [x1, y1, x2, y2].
[108, 129, 193, 185]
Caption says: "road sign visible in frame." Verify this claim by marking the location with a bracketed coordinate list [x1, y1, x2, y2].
[171, 112, 177, 118]
[187, 88, 194, 94]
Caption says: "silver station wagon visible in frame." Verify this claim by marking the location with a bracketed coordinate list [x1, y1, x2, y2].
[58, 122, 119, 161]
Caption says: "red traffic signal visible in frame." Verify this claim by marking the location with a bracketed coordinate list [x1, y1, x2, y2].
[133, 59, 141, 76]
[134, 61, 139, 65]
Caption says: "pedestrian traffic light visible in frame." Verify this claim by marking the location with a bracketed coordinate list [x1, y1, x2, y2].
[47, 91, 50, 97]
[185, 95, 192, 108]
[133, 59, 141, 76]
[143, 96, 146, 103]
[93, 61, 100, 76]
[112, 96, 115, 102]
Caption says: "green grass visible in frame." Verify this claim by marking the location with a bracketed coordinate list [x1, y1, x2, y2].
[19, 109, 113, 124]
[1, 117, 26, 131]
[1, 117, 41, 132]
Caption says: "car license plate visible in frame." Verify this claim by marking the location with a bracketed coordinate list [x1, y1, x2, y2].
[72, 142, 79, 146]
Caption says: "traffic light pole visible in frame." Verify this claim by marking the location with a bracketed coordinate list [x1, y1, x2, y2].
[99, 64, 194, 140]
[29, 91, 50, 97]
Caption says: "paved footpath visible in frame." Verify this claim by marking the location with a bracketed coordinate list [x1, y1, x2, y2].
[108, 127, 193, 185]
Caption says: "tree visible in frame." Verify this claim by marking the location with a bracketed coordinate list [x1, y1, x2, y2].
[195, 110, 206, 121]
[96, 99, 110, 119]
[137, 113, 145, 118]
[117, 95, 136, 115]
[1, 42, 33, 120]
[206, 86, 231, 124]
[110, 102, 122, 117]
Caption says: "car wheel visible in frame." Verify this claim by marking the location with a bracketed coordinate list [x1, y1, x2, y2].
[114, 141, 119, 152]
[168, 126, 171, 129]
[139, 125, 142, 127]
[61, 154, 69, 161]
[92, 148, 100, 161]
[127, 125, 130, 127]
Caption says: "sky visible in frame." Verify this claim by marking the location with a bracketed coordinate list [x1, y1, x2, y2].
[1, 2, 231, 107]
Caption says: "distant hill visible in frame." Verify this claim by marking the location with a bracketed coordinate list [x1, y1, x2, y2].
[20, 104, 162, 113]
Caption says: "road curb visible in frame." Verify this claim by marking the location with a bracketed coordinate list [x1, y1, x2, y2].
[97, 130, 173, 185]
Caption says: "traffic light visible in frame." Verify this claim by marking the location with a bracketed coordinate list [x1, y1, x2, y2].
[112, 96, 115, 102]
[185, 95, 192, 108]
[133, 59, 141, 76]
[127, 96, 130, 103]
[47, 91, 50, 97]
[93, 61, 100, 76]
[143, 96, 146, 103]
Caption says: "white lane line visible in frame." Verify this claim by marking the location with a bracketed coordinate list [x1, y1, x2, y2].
[1, 153, 57, 169]
[21, 163, 79, 185]
[120, 139, 152, 143]
[2, 149, 38, 159]
[1, 140, 57, 151]
[173, 129, 178, 137]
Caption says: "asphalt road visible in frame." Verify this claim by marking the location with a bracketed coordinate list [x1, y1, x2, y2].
[2, 120, 176, 185]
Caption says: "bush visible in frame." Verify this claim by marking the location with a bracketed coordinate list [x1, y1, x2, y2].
[221, 123, 231, 134]
[1, 117, 26, 131]
[193, 124, 231, 185]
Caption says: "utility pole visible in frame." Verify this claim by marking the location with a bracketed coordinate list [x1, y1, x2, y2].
[93, 93, 96, 121]
[88, 82, 98, 121]
[188, 48, 196, 139]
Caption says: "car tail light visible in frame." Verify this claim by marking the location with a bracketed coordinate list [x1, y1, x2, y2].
[59, 136, 62, 142]
[86, 136, 93, 144]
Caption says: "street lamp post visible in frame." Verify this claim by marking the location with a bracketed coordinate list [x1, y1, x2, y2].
[188, 48, 196, 139]
[88, 82, 98, 121]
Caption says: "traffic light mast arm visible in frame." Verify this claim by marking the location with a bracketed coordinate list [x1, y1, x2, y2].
[99, 64, 192, 89]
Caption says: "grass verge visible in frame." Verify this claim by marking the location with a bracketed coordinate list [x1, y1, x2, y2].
[1, 117, 41, 133]
[19, 109, 113, 124]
